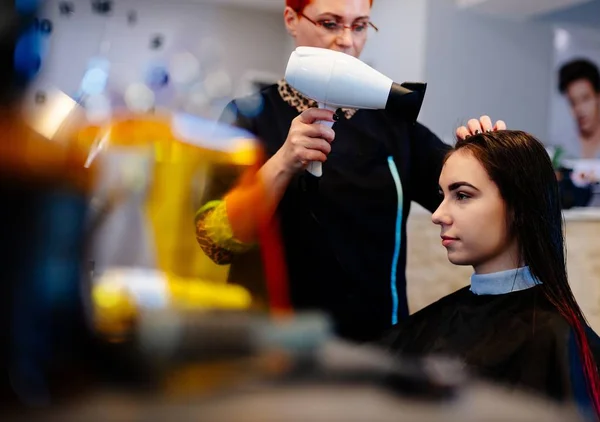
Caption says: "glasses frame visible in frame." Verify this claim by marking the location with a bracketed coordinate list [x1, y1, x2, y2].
[299, 12, 379, 35]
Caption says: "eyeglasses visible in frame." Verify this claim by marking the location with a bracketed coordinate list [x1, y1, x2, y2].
[299, 13, 379, 36]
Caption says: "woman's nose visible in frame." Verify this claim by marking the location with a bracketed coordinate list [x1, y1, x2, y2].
[431, 202, 451, 226]
[336, 28, 353, 48]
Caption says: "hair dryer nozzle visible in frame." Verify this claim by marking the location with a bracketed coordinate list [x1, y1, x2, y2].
[386, 82, 427, 123]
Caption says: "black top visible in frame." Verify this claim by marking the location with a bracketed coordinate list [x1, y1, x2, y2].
[213, 82, 450, 342]
[382, 285, 600, 419]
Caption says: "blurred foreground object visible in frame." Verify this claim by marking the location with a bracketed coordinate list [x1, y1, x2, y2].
[3, 306, 583, 422]
[22, 88, 80, 140]
[79, 112, 284, 313]
[0, 0, 94, 408]
[91, 267, 252, 342]
[0, 106, 94, 407]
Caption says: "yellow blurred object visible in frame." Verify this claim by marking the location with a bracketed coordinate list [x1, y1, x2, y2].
[78, 112, 262, 282]
[91, 268, 253, 341]
[91, 277, 138, 343]
[168, 273, 252, 310]
[78, 110, 275, 344]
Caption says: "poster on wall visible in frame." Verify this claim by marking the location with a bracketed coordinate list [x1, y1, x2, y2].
[549, 27, 600, 208]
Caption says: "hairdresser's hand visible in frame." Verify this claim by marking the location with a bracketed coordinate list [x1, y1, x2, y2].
[274, 108, 336, 175]
[456, 115, 507, 140]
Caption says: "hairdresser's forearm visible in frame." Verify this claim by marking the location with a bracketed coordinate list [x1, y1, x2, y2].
[225, 151, 294, 243]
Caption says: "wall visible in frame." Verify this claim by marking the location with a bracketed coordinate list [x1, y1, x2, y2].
[360, 0, 429, 84]
[212, 5, 289, 95]
[536, 0, 600, 28]
[32, 0, 287, 110]
[419, 0, 555, 143]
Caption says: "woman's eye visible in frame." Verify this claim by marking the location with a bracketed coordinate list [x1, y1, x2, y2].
[322, 21, 339, 30]
[456, 192, 470, 201]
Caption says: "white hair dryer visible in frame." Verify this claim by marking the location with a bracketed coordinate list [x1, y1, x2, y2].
[285, 46, 426, 177]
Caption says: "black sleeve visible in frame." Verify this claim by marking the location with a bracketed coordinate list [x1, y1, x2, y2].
[409, 123, 452, 213]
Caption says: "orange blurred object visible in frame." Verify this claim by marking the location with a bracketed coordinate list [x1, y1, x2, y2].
[0, 108, 94, 192]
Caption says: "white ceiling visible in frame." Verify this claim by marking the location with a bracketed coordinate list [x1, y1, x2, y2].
[455, 0, 595, 18]
[190, 0, 597, 18]
[191, 0, 599, 21]
[191, 0, 282, 12]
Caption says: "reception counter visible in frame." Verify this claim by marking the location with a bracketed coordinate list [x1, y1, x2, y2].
[406, 205, 600, 332]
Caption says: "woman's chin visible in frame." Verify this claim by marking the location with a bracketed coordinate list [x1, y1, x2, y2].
[446, 252, 472, 267]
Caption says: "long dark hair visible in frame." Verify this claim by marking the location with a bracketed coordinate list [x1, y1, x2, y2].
[450, 130, 600, 414]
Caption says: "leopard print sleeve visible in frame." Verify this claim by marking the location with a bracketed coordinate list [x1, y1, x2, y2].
[195, 200, 255, 265]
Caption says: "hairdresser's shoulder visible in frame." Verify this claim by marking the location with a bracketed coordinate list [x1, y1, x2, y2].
[412, 120, 440, 139]
[406, 121, 451, 158]
[219, 83, 284, 131]
[229, 83, 282, 116]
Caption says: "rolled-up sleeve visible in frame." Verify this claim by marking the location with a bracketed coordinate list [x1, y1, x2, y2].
[195, 200, 255, 265]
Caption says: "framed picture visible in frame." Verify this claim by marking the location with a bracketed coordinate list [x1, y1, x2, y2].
[549, 27, 600, 208]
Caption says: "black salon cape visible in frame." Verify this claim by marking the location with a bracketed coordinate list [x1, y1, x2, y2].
[383, 285, 600, 420]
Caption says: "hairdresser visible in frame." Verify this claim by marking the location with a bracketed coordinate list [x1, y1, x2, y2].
[195, 0, 506, 343]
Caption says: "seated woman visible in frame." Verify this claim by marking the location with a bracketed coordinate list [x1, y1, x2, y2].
[383, 130, 600, 419]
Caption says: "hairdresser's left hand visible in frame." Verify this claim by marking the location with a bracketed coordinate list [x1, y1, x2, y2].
[456, 115, 507, 140]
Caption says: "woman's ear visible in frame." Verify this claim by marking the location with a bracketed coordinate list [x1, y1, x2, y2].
[283, 7, 298, 37]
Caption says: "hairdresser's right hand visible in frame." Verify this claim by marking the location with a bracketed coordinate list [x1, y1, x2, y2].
[274, 108, 336, 175]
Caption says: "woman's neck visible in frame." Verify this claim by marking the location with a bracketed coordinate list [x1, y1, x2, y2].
[473, 251, 522, 275]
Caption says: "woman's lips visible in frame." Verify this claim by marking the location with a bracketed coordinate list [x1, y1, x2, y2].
[441, 236, 458, 247]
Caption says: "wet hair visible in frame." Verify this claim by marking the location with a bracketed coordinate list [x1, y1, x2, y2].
[449, 130, 600, 416]
[558, 58, 600, 94]
[286, 0, 374, 14]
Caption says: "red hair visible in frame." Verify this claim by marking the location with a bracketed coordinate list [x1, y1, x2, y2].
[286, 0, 374, 14]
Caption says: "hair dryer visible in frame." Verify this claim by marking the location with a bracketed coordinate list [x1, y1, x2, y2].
[285, 46, 427, 177]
